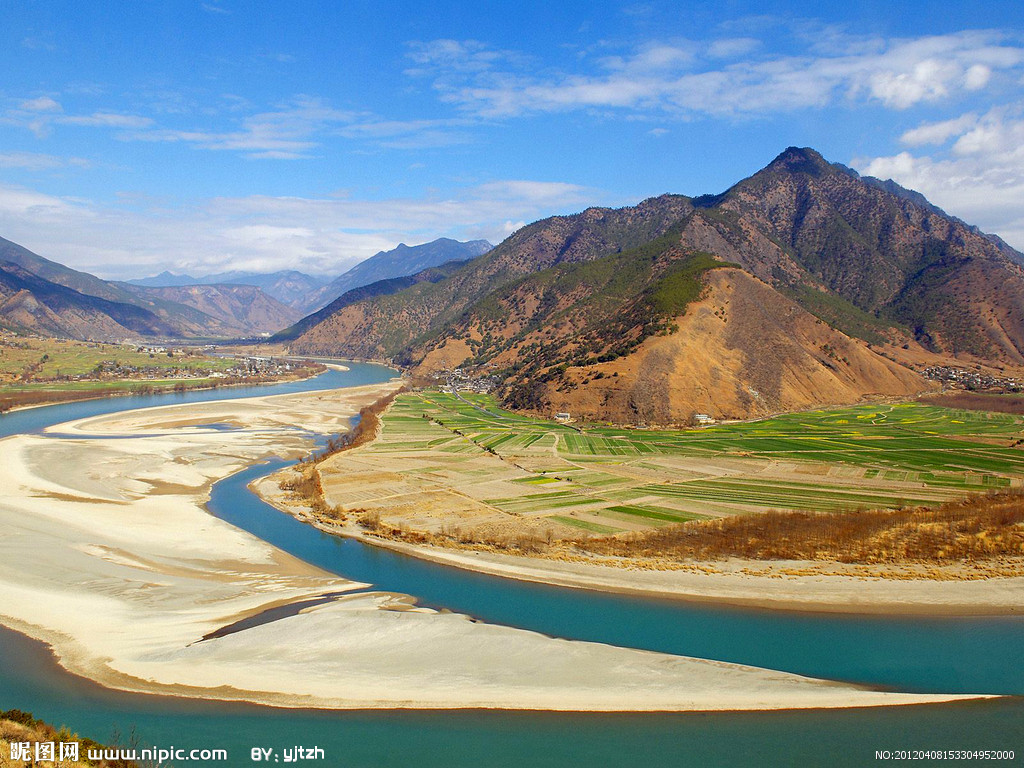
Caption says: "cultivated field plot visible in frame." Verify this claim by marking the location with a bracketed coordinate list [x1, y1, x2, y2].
[316, 391, 1024, 538]
[0, 337, 233, 388]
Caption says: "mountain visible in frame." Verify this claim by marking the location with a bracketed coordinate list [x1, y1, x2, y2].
[271, 260, 470, 343]
[118, 283, 301, 336]
[288, 147, 1024, 424]
[678, 147, 1024, 362]
[303, 238, 492, 311]
[128, 269, 326, 309]
[127, 270, 202, 288]
[0, 261, 175, 340]
[290, 198, 694, 359]
[0, 235, 145, 305]
[0, 236, 300, 340]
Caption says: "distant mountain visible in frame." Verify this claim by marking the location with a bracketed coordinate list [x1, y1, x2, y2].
[288, 147, 1024, 423]
[118, 283, 301, 336]
[271, 259, 471, 343]
[128, 269, 326, 309]
[0, 261, 175, 340]
[127, 270, 202, 288]
[303, 238, 492, 311]
[0, 236, 299, 340]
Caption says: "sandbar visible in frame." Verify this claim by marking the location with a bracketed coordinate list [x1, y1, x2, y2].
[0, 383, 993, 711]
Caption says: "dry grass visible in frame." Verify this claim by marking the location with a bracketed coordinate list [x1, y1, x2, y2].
[296, 387, 405, 468]
[281, 388, 408, 521]
[918, 391, 1024, 414]
[574, 490, 1024, 564]
[0, 710, 136, 767]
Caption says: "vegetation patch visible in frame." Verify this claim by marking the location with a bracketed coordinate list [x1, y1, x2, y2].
[575, 491, 1024, 564]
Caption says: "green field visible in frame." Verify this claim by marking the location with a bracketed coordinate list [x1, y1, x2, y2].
[0, 337, 234, 384]
[343, 390, 1024, 536]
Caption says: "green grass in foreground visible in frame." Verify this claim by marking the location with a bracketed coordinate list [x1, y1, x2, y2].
[369, 390, 1024, 535]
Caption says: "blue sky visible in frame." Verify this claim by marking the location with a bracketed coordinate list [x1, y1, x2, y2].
[2, 1, 1023, 278]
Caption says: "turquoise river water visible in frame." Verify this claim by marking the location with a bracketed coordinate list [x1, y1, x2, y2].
[0, 363, 1020, 767]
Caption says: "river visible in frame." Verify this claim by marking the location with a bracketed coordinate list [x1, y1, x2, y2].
[0, 363, 1020, 767]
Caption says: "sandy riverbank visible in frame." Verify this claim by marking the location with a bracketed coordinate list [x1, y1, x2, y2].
[256, 389, 1024, 617]
[255, 474, 1024, 616]
[0, 383, 996, 712]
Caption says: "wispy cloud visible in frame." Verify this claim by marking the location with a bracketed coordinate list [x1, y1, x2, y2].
[335, 117, 477, 149]
[0, 178, 601, 278]
[58, 112, 155, 128]
[406, 30, 1024, 118]
[4, 89, 485, 158]
[0, 152, 91, 170]
[3, 97, 154, 137]
[119, 96, 358, 157]
[19, 96, 62, 113]
[856, 102, 1024, 250]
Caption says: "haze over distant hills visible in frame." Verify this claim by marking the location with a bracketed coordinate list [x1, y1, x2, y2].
[128, 270, 326, 310]
[128, 237, 493, 313]
[0, 235, 297, 340]
[302, 237, 493, 311]
[287, 147, 1024, 424]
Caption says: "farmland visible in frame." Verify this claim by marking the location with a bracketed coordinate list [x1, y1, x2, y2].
[315, 390, 1024, 541]
[0, 335, 310, 412]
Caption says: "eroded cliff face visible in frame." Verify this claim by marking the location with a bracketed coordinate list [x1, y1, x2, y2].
[531, 270, 927, 424]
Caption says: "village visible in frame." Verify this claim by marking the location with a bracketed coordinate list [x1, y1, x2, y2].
[0, 332, 304, 388]
[921, 365, 1024, 392]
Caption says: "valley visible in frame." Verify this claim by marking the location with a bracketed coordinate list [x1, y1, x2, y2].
[262, 387, 1024, 597]
[0, 334, 322, 412]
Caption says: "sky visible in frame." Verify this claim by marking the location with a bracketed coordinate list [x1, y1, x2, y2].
[1, 0, 1023, 280]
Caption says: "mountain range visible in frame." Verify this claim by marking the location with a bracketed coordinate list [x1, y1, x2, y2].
[128, 269, 325, 310]
[128, 237, 492, 313]
[300, 237, 492, 311]
[287, 147, 1024, 424]
[0, 236, 298, 339]
[0, 236, 493, 341]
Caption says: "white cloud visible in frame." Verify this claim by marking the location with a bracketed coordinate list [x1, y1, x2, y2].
[964, 63, 992, 90]
[706, 37, 761, 59]
[407, 30, 1024, 118]
[900, 113, 978, 146]
[19, 96, 62, 112]
[0, 152, 90, 170]
[857, 104, 1024, 250]
[0, 178, 601, 279]
[57, 112, 154, 128]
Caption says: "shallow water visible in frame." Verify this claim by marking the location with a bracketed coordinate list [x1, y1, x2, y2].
[1, 364, 1021, 766]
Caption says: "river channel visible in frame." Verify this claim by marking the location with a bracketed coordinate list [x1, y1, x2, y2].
[0, 364, 1020, 767]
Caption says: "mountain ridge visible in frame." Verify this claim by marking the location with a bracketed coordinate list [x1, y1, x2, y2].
[302, 237, 493, 311]
[0, 238, 300, 340]
[287, 146, 1024, 423]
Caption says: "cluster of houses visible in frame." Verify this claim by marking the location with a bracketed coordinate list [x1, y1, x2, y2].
[439, 368, 498, 394]
[921, 365, 1023, 392]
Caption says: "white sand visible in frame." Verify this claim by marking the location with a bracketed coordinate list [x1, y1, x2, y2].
[321, 535, 1024, 616]
[0, 384, 990, 711]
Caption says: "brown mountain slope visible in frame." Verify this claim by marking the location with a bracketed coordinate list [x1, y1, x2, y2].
[0, 262, 174, 340]
[286, 146, 1022, 423]
[119, 283, 300, 336]
[290, 195, 695, 359]
[676, 148, 1024, 363]
[513, 269, 926, 424]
